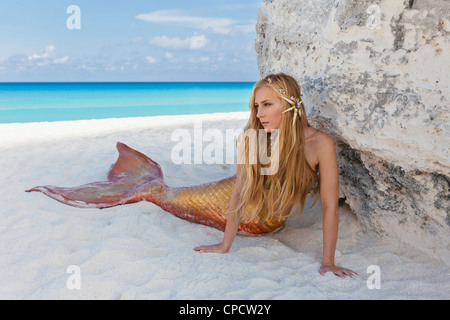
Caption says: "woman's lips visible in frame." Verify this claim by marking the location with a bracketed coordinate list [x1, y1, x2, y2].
[261, 122, 269, 126]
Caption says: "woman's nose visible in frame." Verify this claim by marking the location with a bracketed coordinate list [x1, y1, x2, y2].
[256, 108, 264, 119]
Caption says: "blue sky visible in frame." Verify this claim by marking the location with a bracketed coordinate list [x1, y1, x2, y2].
[0, 0, 263, 82]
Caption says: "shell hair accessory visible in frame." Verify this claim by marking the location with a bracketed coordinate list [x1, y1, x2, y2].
[267, 78, 303, 126]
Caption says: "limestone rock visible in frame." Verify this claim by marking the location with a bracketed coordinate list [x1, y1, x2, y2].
[255, 0, 449, 264]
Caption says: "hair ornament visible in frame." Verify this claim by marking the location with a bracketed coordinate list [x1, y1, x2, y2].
[282, 97, 302, 126]
[265, 76, 303, 126]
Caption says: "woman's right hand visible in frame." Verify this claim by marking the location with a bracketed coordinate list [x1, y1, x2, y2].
[194, 243, 230, 254]
[195, 166, 243, 255]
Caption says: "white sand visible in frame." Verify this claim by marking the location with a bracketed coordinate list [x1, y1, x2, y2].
[0, 112, 448, 300]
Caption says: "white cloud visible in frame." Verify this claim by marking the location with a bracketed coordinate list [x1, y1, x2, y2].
[36, 61, 50, 67]
[28, 45, 55, 60]
[135, 10, 237, 35]
[189, 56, 210, 63]
[25, 45, 70, 65]
[53, 56, 69, 64]
[146, 56, 156, 63]
[149, 34, 209, 50]
[165, 52, 176, 63]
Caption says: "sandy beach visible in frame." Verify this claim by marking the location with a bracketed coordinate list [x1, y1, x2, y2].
[0, 112, 448, 300]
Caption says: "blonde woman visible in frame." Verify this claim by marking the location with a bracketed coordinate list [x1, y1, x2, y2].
[194, 73, 357, 278]
[27, 73, 357, 278]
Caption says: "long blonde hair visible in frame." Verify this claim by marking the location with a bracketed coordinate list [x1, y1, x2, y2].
[236, 73, 320, 222]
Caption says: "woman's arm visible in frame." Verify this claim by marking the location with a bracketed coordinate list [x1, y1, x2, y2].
[317, 134, 357, 278]
[194, 164, 244, 253]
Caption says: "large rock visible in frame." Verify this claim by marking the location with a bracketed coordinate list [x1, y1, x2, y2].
[255, 0, 449, 264]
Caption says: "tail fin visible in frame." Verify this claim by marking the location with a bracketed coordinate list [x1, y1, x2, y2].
[107, 142, 163, 181]
[26, 142, 164, 209]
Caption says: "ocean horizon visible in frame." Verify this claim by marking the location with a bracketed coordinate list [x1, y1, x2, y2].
[0, 82, 255, 124]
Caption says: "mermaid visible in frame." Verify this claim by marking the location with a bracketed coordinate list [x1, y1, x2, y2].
[27, 73, 357, 278]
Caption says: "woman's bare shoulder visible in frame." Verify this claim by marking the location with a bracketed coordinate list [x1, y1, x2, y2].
[305, 126, 334, 147]
[304, 127, 336, 166]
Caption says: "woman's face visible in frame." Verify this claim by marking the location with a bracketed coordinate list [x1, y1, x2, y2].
[254, 86, 282, 132]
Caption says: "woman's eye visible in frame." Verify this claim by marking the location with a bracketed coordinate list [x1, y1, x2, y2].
[255, 103, 270, 109]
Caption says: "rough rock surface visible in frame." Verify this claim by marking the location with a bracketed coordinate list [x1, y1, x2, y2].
[255, 0, 449, 264]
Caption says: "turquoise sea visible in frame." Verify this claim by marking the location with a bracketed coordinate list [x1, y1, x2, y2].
[0, 82, 254, 123]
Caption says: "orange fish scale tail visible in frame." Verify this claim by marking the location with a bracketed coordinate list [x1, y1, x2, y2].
[26, 142, 285, 235]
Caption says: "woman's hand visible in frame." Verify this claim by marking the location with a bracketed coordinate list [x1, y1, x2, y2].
[320, 264, 358, 278]
[194, 166, 242, 254]
[194, 243, 230, 254]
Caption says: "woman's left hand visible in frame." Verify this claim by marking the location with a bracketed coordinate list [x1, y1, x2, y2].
[319, 264, 358, 278]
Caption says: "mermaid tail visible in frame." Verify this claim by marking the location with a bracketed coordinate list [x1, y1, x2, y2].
[26, 142, 285, 235]
[26, 142, 162, 208]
